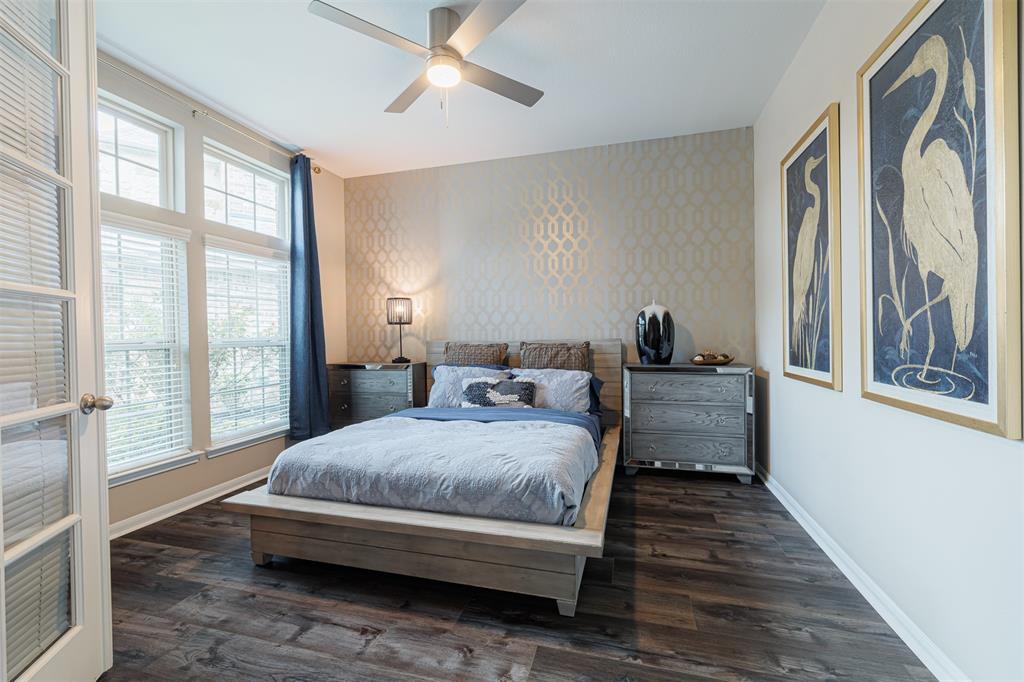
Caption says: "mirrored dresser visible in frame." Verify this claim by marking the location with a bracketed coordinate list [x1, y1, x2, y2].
[327, 362, 427, 429]
[623, 363, 756, 484]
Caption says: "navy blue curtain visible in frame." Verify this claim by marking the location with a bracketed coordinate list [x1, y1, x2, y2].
[288, 154, 330, 440]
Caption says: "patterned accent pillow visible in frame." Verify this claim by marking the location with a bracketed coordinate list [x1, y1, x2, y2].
[428, 366, 510, 408]
[461, 377, 536, 408]
[444, 342, 509, 366]
[519, 341, 590, 371]
[510, 368, 592, 413]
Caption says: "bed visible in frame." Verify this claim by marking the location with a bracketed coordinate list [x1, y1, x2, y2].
[222, 338, 622, 616]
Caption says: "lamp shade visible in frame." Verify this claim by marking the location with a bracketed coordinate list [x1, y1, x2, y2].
[386, 297, 413, 325]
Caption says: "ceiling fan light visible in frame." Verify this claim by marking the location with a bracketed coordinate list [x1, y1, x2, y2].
[426, 54, 461, 88]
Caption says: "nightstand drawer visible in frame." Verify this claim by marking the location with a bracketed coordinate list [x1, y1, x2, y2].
[330, 368, 408, 394]
[630, 401, 745, 435]
[331, 393, 409, 423]
[630, 432, 746, 465]
[630, 373, 745, 404]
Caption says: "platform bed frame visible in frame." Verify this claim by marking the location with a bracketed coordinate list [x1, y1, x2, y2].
[222, 339, 623, 617]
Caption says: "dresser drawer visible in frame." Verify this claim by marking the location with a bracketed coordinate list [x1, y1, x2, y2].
[629, 373, 745, 404]
[629, 401, 745, 435]
[330, 368, 408, 395]
[330, 393, 409, 424]
[630, 432, 746, 465]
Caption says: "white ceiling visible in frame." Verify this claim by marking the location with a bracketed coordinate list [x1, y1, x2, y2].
[96, 0, 823, 179]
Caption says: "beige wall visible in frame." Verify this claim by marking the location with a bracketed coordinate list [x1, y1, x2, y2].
[312, 167, 347, 362]
[344, 128, 754, 364]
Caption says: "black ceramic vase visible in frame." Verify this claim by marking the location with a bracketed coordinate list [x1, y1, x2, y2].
[635, 300, 674, 365]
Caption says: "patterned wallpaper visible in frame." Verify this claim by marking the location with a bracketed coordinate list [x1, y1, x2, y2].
[345, 127, 755, 363]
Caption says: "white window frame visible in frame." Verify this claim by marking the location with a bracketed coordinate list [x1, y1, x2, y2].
[99, 212, 199, 486]
[97, 97, 174, 209]
[202, 142, 288, 239]
[204, 235, 290, 448]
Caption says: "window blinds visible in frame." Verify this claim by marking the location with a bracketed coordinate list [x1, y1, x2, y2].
[101, 225, 190, 470]
[0, 1, 73, 677]
[206, 246, 289, 441]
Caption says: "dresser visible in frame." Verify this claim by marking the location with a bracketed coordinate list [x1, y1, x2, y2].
[623, 363, 755, 484]
[327, 362, 427, 429]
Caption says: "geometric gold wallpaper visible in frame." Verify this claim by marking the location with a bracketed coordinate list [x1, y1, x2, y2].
[345, 127, 754, 364]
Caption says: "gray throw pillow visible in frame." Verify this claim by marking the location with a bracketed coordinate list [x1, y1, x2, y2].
[428, 366, 510, 408]
[461, 377, 536, 408]
[509, 367, 592, 413]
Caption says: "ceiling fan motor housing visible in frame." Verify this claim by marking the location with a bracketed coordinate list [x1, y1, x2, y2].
[429, 6, 461, 51]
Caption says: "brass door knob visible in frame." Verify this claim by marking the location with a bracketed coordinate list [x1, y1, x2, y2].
[80, 393, 114, 415]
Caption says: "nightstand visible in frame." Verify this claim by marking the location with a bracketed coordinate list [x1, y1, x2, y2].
[623, 363, 755, 484]
[327, 362, 427, 429]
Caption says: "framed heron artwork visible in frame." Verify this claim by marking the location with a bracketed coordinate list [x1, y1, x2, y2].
[858, 0, 1020, 437]
[781, 103, 842, 390]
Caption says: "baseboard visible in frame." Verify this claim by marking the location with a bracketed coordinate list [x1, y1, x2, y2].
[756, 465, 968, 682]
[109, 465, 271, 540]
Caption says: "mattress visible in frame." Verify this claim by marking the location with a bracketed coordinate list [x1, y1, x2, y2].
[266, 407, 601, 526]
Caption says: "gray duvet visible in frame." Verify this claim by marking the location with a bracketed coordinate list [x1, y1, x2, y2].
[267, 415, 599, 526]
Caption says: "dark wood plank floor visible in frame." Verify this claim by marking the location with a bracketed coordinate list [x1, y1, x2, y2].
[102, 471, 932, 681]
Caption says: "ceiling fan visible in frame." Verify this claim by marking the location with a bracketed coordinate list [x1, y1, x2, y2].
[308, 0, 543, 113]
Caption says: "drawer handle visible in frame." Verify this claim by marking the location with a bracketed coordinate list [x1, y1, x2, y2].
[648, 443, 657, 452]
[340, 379, 349, 385]
[648, 385, 657, 393]
[339, 403, 349, 410]
[645, 414, 655, 424]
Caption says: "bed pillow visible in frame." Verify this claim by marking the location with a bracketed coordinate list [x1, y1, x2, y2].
[443, 342, 509, 366]
[428, 365, 510, 408]
[519, 341, 590, 371]
[461, 377, 536, 408]
[509, 367, 592, 413]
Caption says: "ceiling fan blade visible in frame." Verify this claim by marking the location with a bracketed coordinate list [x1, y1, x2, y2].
[461, 61, 542, 107]
[385, 72, 431, 113]
[308, 0, 429, 59]
[446, 0, 526, 58]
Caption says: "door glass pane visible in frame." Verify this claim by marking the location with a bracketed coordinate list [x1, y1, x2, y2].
[0, 31, 61, 172]
[0, 0, 59, 60]
[0, 294, 67, 415]
[2, 415, 69, 549]
[0, 156, 64, 288]
[5, 530, 73, 680]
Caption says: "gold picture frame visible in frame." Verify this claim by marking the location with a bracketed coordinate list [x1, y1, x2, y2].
[857, 0, 1021, 437]
[780, 103, 843, 390]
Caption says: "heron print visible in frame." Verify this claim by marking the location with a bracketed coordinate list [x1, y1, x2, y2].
[868, 0, 989, 405]
[785, 136, 830, 373]
[782, 103, 840, 389]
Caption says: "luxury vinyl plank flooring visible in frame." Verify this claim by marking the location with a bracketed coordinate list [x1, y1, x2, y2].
[102, 471, 931, 681]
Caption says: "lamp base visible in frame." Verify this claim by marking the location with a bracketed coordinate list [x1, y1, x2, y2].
[392, 356, 411, 364]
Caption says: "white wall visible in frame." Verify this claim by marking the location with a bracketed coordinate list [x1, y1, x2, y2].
[753, 2, 1022, 680]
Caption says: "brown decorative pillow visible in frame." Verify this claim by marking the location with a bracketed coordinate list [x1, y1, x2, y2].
[519, 341, 590, 371]
[443, 342, 509, 366]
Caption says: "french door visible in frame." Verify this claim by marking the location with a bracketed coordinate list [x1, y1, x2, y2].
[0, 0, 110, 680]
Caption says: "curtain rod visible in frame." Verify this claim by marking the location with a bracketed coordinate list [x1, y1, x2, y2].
[97, 54, 297, 160]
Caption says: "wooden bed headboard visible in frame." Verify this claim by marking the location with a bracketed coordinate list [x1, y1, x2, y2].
[424, 339, 624, 427]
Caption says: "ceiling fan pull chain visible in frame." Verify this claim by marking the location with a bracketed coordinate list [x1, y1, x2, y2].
[444, 88, 450, 128]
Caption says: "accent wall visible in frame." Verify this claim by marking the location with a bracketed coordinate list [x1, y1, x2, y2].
[343, 128, 755, 364]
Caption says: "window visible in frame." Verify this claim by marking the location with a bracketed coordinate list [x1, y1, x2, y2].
[101, 224, 190, 472]
[203, 146, 286, 238]
[206, 245, 289, 442]
[98, 101, 172, 208]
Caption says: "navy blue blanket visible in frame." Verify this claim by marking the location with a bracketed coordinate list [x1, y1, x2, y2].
[388, 407, 602, 449]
